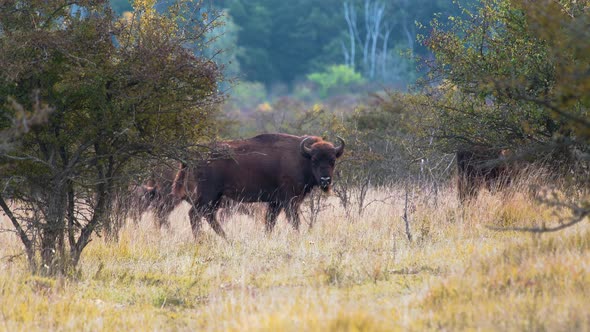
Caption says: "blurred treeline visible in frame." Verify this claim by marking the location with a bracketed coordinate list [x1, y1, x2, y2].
[110, 0, 466, 89]
[114, 0, 475, 143]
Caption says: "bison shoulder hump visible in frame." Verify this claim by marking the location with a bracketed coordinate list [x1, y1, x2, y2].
[251, 133, 300, 143]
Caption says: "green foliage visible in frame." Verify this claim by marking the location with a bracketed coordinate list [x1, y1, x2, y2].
[339, 91, 453, 188]
[410, 0, 590, 230]
[419, 0, 589, 151]
[307, 65, 364, 98]
[0, 0, 222, 274]
[225, 0, 473, 87]
[228, 0, 345, 85]
[0, 96, 53, 153]
[107, 0, 479, 89]
[228, 81, 267, 111]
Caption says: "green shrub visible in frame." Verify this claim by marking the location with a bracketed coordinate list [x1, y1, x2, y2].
[307, 65, 364, 98]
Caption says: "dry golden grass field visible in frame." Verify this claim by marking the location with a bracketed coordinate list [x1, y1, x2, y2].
[0, 180, 589, 331]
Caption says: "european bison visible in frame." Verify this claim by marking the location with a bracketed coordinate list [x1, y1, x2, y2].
[129, 165, 260, 226]
[457, 148, 512, 202]
[172, 133, 345, 238]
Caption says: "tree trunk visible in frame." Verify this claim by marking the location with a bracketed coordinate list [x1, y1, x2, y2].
[369, 3, 384, 79]
[40, 180, 67, 275]
[381, 26, 392, 80]
[362, 0, 371, 71]
[70, 184, 109, 267]
[343, 1, 357, 69]
[71, 144, 115, 267]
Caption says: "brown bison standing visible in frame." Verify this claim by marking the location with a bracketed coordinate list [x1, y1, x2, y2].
[457, 148, 512, 202]
[172, 133, 345, 238]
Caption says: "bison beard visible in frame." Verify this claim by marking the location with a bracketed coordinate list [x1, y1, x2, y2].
[172, 133, 345, 238]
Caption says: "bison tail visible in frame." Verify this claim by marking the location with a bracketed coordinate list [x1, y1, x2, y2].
[172, 162, 188, 200]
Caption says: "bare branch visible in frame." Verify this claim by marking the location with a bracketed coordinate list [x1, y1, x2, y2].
[488, 209, 589, 233]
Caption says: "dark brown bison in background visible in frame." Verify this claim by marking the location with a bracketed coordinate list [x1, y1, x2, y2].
[129, 165, 180, 227]
[172, 133, 345, 238]
[130, 165, 260, 226]
[457, 148, 512, 202]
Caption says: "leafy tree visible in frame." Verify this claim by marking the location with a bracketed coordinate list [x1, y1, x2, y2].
[0, 95, 53, 153]
[414, 0, 589, 230]
[307, 65, 365, 98]
[418, 0, 588, 152]
[0, 0, 222, 274]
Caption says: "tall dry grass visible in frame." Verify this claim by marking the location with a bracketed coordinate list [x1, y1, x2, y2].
[0, 171, 588, 331]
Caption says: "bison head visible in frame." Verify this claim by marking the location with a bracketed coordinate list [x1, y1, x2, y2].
[300, 136, 345, 192]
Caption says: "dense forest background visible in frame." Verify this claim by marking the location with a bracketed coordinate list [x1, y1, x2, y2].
[112, 0, 464, 89]
[109, 0, 485, 140]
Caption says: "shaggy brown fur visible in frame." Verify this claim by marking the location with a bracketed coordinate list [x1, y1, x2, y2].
[172, 133, 345, 238]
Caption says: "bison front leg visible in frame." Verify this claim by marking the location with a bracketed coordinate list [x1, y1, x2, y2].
[265, 202, 282, 234]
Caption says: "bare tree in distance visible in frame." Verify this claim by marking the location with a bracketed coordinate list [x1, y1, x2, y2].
[342, 0, 392, 80]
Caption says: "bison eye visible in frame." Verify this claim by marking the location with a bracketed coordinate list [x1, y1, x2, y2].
[329, 159, 335, 166]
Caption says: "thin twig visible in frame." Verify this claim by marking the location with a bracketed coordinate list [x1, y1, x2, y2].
[488, 211, 588, 233]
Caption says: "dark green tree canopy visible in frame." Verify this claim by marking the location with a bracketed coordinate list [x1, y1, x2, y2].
[106, 0, 474, 88]
[227, 0, 345, 85]
[0, 0, 222, 274]
[418, 0, 589, 152]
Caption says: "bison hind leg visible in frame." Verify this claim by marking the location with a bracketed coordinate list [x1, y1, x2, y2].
[188, 206, 204, 238]
[205, 212, 227, 239]
[190, 193, 227, 239]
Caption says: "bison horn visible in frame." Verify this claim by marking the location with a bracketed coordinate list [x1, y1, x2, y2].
[334, 136, 345, 156]
[300, 137, 313, 158]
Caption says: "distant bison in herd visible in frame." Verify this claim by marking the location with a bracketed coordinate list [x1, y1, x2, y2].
[456, 147, 513, 202]
[129, 166, 178, 228]
[130, 166, 262, 227]
[131, 133, 345, 238]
